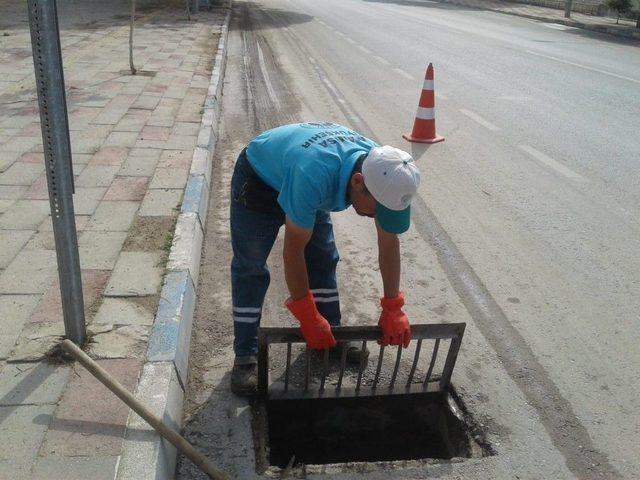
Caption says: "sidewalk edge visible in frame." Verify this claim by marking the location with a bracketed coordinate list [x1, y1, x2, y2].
[116, 5, 232, 480]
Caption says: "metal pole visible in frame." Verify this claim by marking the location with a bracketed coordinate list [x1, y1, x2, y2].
[27, 0, 86, 345]
[564, 0, 573, 18]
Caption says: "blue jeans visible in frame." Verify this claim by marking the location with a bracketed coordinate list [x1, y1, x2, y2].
[230, 151, 341, 361]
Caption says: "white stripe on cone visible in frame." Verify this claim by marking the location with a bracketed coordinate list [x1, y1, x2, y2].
[422, 79, 434, 90]
[416, 107, 435, 120]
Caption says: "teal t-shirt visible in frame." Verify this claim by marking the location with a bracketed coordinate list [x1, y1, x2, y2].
[246, 122, 378, 229]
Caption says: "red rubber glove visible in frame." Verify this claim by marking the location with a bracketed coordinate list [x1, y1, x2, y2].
[286, 291, 337, 350]
[379, 292, 411, 348]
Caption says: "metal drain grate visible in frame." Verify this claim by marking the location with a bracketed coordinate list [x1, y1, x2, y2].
[258, 323, 465, 399]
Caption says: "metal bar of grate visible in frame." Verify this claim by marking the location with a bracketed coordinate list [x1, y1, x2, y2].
[372, 345, 385, 390]
[284, 342, 291, 392]
[355, 340, 367, 392]
[258, 323, 465, 400]
[320, 349, 329, 392]
[407, 338, 422, 387]
[389, 346, 403, 389]
[424, 339, 440, 386]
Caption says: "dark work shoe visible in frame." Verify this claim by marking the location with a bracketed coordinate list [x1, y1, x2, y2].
[231, 361, 257, 397]
[330, 342, 370, 366]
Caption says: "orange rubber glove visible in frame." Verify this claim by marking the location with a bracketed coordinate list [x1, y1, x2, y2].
[286, 291, 337, 350]
[379, 292, 411, 348]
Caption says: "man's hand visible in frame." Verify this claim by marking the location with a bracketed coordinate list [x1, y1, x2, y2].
[378, 292, 411, 348]
[286, 291, 337, 350]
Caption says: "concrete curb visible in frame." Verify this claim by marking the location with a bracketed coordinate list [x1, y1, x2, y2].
[117, 5, 232, 480]
[439, 0, 640, 40]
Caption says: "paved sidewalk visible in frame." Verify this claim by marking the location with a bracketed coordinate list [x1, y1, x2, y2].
[439, 0, 640, 39]
[0, 2, 226, 478]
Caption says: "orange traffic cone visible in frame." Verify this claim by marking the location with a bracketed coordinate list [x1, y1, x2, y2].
[403, 63, 444, 144]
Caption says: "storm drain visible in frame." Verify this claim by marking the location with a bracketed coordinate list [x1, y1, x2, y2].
[254, 324, 490, 472]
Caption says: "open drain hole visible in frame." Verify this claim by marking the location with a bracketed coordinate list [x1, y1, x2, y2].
[254, 389, 491, 471]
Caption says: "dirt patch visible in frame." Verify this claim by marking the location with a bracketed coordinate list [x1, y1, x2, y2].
[122, 215, 175, 252]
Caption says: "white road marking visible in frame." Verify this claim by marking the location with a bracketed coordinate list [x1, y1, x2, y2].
[256, 42, 281, 109]
[541, 22, 577, 30]
[357, 45, 373, 54]
[519, 144, 587, 182]
[459, 108, 500, 131]
[526, 50, 640, 85]
[393, 68, 415, 80]
[372, 55, 391, 65]
[336, 31, 346, 37]
[346, 37, 357, 44]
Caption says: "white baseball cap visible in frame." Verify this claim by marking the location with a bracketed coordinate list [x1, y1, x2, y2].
[362, 146, 420, 234]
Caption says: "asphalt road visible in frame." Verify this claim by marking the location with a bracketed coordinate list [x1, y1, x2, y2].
[179, 1, 640, 478]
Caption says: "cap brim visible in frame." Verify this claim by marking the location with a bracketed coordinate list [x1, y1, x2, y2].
[376, 202, 410, 234]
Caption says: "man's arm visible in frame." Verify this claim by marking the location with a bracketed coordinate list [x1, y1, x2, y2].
[376, 220, 410, 347]
[283, 217, 313, 300]
[376, 219, 401, 298]
[283, 216, 336, 349]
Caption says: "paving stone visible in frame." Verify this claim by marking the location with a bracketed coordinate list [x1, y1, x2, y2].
[0, 363, 70, 406]
[0, 185, 27, 199]
[149, 166, 189, 189]
[72, 187, 107, 215]
[30, 270, 110, 324]
[41, 358, 141, 456]
[0, 249, 56, 294]
[157, 148, 192, 168]
[0, 162, 44, 185]
[0, 151, 22, 172]
[75, 165, 120, 187]
[172, 121, 200, 136]
[93, 297, 155, 326]
[71, 153, 93, 165]
[119, 155, 159, 177]
[131, 94, 161, 110]
[0, 200, 51, 230]
[104, 251, 163, 296]
[103, 131, 138, 148]
[89, 324, 150, 359]
[164, 134, 196, 150]
[23, 230, 56, 250]
[38, 215, 90, 232]
[18, 152, 44, 163]
[0, 295, 40, 359]
[138, 188, 183, 217]
[69, 126, 112, 154]
[0, 405, 55, 461]
[129, 148, 162, 160]
[0, 135, 41, 154]
[9, 322, 65, 362]
[0, 230, 34, 269]
[31, 455, 120, 480]
[113, 109, 151, 132]
[22, 175, 49, 200]
[89, 147, 129, 166]
[139, 126, 171, 141]
[78, 231, 128, 269]
[68, 107, 102, 129]
[85, 201, 139, 231]
[0, 458, 32, 480]
[103, 176, 149, 201]
[0, 199, 16, 213]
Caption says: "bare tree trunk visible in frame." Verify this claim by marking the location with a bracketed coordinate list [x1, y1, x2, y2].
[129, 0, 137, 75]
[185, 0, 192, 21]
[616, 13, 620, 23]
